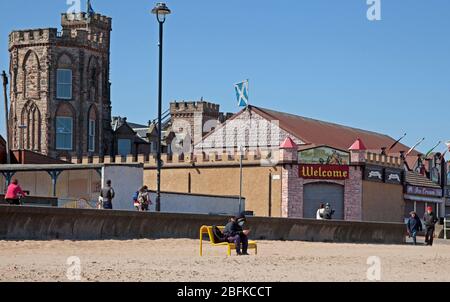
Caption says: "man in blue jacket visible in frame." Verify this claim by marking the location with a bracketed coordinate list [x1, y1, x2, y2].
[407, 211, 422, 245]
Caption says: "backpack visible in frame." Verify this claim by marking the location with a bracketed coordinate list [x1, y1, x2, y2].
[212, 226, 227, 243]
[132, 191, 139, 202]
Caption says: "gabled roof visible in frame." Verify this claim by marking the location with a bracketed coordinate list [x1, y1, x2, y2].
[250, 106, 415, 155]
[128, 122, 148, 129]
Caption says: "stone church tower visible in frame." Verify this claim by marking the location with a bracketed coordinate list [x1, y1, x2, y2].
[8, 11, 113, 158]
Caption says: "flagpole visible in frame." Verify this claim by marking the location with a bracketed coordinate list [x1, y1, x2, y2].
[388, 133, 407, 151]
[406, 138, 425, 157]
[239, 145, 244, 214]
[246, 79, 250, 109]
[424, 141, 442, 158]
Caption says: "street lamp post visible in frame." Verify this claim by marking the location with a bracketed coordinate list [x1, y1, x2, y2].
[152, 2, 171, 212]
[2, 71, 11, 164]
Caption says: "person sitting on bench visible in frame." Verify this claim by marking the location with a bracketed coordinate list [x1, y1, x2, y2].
[224, 214, 251, 256]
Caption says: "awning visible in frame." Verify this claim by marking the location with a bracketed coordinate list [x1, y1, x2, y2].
[404, 194, 444, 204]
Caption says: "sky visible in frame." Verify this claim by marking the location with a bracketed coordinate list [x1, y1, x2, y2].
[0, 0, 449, 156]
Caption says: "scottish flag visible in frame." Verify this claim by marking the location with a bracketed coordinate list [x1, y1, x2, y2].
[235, 80, 249, 107]
[87, 0, 95, 16]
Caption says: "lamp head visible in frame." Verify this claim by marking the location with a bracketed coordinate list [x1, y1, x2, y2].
[152, 2, 171, 23]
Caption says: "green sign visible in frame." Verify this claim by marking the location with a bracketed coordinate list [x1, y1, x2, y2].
[298, 146, 350, 165]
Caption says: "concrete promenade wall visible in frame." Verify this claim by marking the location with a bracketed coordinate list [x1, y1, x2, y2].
[0, 206, 406, 244]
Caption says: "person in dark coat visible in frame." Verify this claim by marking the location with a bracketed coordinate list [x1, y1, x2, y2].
[407, 211, 422, 245]
[100, 180, 115, 210]
[423, 207, 438, 246]
[224, 214, 250, 256]
[323, 203, 335, 220]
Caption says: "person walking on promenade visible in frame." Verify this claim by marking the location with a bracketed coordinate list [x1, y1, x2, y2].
[138, 186, 152, 212]
[4, 179, 26, 205]
[100, 180, 115, 210]
[407, 211, 422, 245]
[423, 206, 438, 246]
[224, 214, 251, 256]
[316, 203, 325, 220]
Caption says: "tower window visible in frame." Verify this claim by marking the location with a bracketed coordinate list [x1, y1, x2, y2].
[56, 117, 73, 150]
[88, 119, 96, 152]
[57, 69, 72, 99]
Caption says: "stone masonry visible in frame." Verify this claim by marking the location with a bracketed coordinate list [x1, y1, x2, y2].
[8, 12, 113, 158]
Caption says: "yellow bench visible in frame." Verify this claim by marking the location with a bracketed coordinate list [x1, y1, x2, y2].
[199, 225, 258, 256]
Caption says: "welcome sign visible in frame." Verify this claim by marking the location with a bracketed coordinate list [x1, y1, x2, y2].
[299, 164, 350, 180]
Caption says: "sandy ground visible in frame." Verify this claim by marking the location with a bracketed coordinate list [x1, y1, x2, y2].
[0, 238, 449, 282]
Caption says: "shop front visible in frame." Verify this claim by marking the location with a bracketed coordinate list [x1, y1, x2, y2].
[300, 164, 349, 219]
[444, 187, 450, 217]
[404, 185, 444, 219]
[284, 146, 363, 221]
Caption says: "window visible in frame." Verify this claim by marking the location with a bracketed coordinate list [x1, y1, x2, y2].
[56, 117, 73, 150]
[88, 119, 95, 152]
[118, 139, 131, 157]
[57, 69, 72, 99]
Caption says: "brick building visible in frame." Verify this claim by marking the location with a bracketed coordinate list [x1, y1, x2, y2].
[8, 12, 113, 158]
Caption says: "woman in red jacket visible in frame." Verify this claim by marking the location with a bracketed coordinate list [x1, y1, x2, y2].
[5, 179, 26, 205]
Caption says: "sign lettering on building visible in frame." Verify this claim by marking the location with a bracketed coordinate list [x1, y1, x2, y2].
[406, 185, 442, 198]
[299, 164, 350, 180]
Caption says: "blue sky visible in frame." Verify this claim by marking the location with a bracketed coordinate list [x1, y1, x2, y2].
[0, 0, 449, 156]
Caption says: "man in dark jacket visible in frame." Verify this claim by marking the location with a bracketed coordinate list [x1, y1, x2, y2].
[100, 180, 115, 210]
[224, 215, 250, 256]
[407, 211, 422, 245]
[323, 203, 335, 220]
[423, 207, 438, 246]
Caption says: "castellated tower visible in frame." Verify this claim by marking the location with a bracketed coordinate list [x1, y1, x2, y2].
[170, 101, 222, 144]
[8, 12, 113, 158]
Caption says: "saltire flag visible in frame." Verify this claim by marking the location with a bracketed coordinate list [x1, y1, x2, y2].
[405, 138, 425, 157]
[235, 80, 249, 108]
[424, 141, 442, 158]
[87, 0, 95, 16]
[388, 133, 407, 151]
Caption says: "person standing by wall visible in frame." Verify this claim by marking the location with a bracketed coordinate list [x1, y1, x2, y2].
[100, 180, 115, 210]
[5, 179, 26, 205]
[423, 206, 438, 246]
[138, 186, 152, 212]
[407, 211, 422, 245]
[323, 203, 335, 220]
[316, 203, 325, 220]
